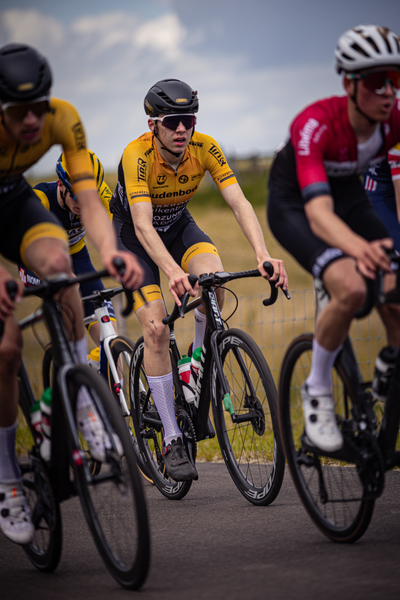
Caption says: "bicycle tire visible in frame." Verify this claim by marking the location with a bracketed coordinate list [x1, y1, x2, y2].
[19, 454, 63, 572]
[66, 364, 150, 589]
[279, 333, 375, 543]
[107, 335, 153, 484]
[17, 375, 63, 572]
[130, 337, 192, 500]
[212, 328, 285, 506]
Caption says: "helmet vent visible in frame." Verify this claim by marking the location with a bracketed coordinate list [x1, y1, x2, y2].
[351, 43, 369, 57]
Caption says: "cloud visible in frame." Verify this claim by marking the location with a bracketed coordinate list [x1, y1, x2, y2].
[0, 7, 343, 178]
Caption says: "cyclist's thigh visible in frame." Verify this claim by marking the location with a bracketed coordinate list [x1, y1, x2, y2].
[369, 198, 400, 251]
[169, 210, 221, 273]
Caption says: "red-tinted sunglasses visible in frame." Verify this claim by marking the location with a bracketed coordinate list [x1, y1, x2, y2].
[152, 114, 196, 131]
[1, 96, 50, 121]
[348, 70, 400, 94]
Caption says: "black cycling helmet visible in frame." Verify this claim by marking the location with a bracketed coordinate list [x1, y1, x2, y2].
[144, 79, 199, 116]
[0, 43, 52, 104]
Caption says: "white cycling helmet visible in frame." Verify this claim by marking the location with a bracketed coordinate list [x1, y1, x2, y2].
[335, 25, 400, 74]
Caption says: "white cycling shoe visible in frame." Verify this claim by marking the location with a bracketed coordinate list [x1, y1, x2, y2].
[77, 405, 123, 463]
[301, 383, 343, 453]
[0, 480, 34, 545]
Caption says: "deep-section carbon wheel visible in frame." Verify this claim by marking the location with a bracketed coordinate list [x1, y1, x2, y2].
[212, 328, 285, 506]
[130, 337, 192, 500]
[278, 333, 375, 543]
[107, 335, 153, 483]
[67, 364, 150, 589]
[20, 455, 62, 572]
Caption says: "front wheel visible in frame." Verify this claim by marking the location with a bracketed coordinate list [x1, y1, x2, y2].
[278, 333, 375, 543]
[130, 337, 192, 501]
[212, 329, 285, 506]
[66, 365, 150, 589]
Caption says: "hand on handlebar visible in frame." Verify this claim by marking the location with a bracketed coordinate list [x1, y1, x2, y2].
[169, 270, 198, 306]
[355, 238, 394, 280]
[259, 257, 288, 291]
[0, 275, 22, 319]
[105, 251, 144, 290]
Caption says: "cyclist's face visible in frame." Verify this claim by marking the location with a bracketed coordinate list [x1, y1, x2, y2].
[148, 114, 193, 153]
[345, 72, 397, 122]
[1, 106, 46, 144]
[58, 181, 81, 214]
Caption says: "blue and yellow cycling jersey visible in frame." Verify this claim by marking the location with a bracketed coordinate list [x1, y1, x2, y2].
[33, 179, 113, 254]
[110, 131, 237, 231]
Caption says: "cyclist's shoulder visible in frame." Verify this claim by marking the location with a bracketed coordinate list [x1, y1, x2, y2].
[292, 95, 347, 128]
[123, 132, 153, 157]
[33, 180, 58, 209]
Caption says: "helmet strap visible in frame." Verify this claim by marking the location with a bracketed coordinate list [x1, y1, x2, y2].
[59, 187, 68, 209]
[351, 80, 378, 126]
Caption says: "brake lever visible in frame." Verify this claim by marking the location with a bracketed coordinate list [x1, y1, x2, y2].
[178, 274, 199, 318]
[262, 261, 290, 306]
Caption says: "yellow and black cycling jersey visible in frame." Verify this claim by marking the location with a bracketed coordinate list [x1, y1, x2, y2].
[33, 178, 112, 254]
[0, 97, 96, 195]
[110, 131, 237, 231]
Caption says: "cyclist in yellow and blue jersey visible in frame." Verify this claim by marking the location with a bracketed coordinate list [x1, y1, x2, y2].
[0, 43, 142, 546]
[111, 79, 288, 481]
[19, 150, 117, 345]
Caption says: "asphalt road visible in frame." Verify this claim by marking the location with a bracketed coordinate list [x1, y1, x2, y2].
[1, 464, 400, 600]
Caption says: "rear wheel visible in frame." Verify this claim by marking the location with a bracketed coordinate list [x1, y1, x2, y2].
[212, 329, 284, 505]
[278, 333, 375, 543]
[67, 364, 150, 589]
[130, 337, 192, 500]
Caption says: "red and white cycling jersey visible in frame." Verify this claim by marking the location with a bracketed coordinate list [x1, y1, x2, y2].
[290, 95, 400, 202]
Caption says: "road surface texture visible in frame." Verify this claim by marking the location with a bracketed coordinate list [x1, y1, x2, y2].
[1, 464, 399, 600]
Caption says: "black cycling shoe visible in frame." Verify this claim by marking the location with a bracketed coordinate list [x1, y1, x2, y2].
[162, 438, 198, 481]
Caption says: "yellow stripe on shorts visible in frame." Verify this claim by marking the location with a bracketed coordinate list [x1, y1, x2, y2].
[181, 242, 220, 272]
[20, 223, 68, 265]
[133, 284, 163, 312]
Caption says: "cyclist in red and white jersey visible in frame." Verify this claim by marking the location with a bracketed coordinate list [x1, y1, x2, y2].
[268, 25, 400, 452]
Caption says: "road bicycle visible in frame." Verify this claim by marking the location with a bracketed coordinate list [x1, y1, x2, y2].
[278, 255, 400, 543]
[41, 285, 152, 482]
[13, 261, 150, 589]
[130, 262, 289, 504]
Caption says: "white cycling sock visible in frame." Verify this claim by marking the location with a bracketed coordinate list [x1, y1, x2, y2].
[306, 338, 342, 396]
[147, 373, 181, 446]
[193, 308, 207, 351]
[0, 421, 21, 482]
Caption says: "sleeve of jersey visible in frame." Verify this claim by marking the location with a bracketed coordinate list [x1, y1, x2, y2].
[122, 143, 151, 206]
[50, 98, 97, 195]
[33, 187, 50, 210]
[99, 180, 113, 220]
[201, 135, 237, 190]
[290, 111, 331, 203]
[388, 143, 400, 182]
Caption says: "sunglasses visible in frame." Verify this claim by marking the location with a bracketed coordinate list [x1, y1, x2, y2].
[152, 114, 196, 131]
[347, 70, 400, 94]
[1, 96, 50, 121]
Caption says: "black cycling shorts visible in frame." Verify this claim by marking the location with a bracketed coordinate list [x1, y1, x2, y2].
[267, 142, 389, 278]
[113, 208, 219, 309]
[0, 177, 66, 266]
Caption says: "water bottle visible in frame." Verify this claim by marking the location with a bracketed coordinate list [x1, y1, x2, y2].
[190, 347, 202, 384]
[372, 345, 397, 402]
[30, 400, 42, 445]
[40, 387, 52, 461]
[178, 355, 196, 404]
[88, 347, 100, 372]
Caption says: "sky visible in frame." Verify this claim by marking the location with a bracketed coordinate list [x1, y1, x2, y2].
[0, 0, 399, 177]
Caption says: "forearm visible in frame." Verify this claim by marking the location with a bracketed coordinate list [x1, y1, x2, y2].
[134, 220, 182, 279]
[78, 190, 117, 257]
[232, 200, 271, 260]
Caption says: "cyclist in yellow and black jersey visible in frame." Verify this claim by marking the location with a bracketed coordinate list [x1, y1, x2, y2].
[0, 43, 142, 547]
[110, 78, 288, 482]
[19, 150, 117, 345]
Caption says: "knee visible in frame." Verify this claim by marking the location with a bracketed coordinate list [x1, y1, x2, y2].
[40, 249, 71, 279]
[142, 321, 169, 353]
[337, 280, 366, 313]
